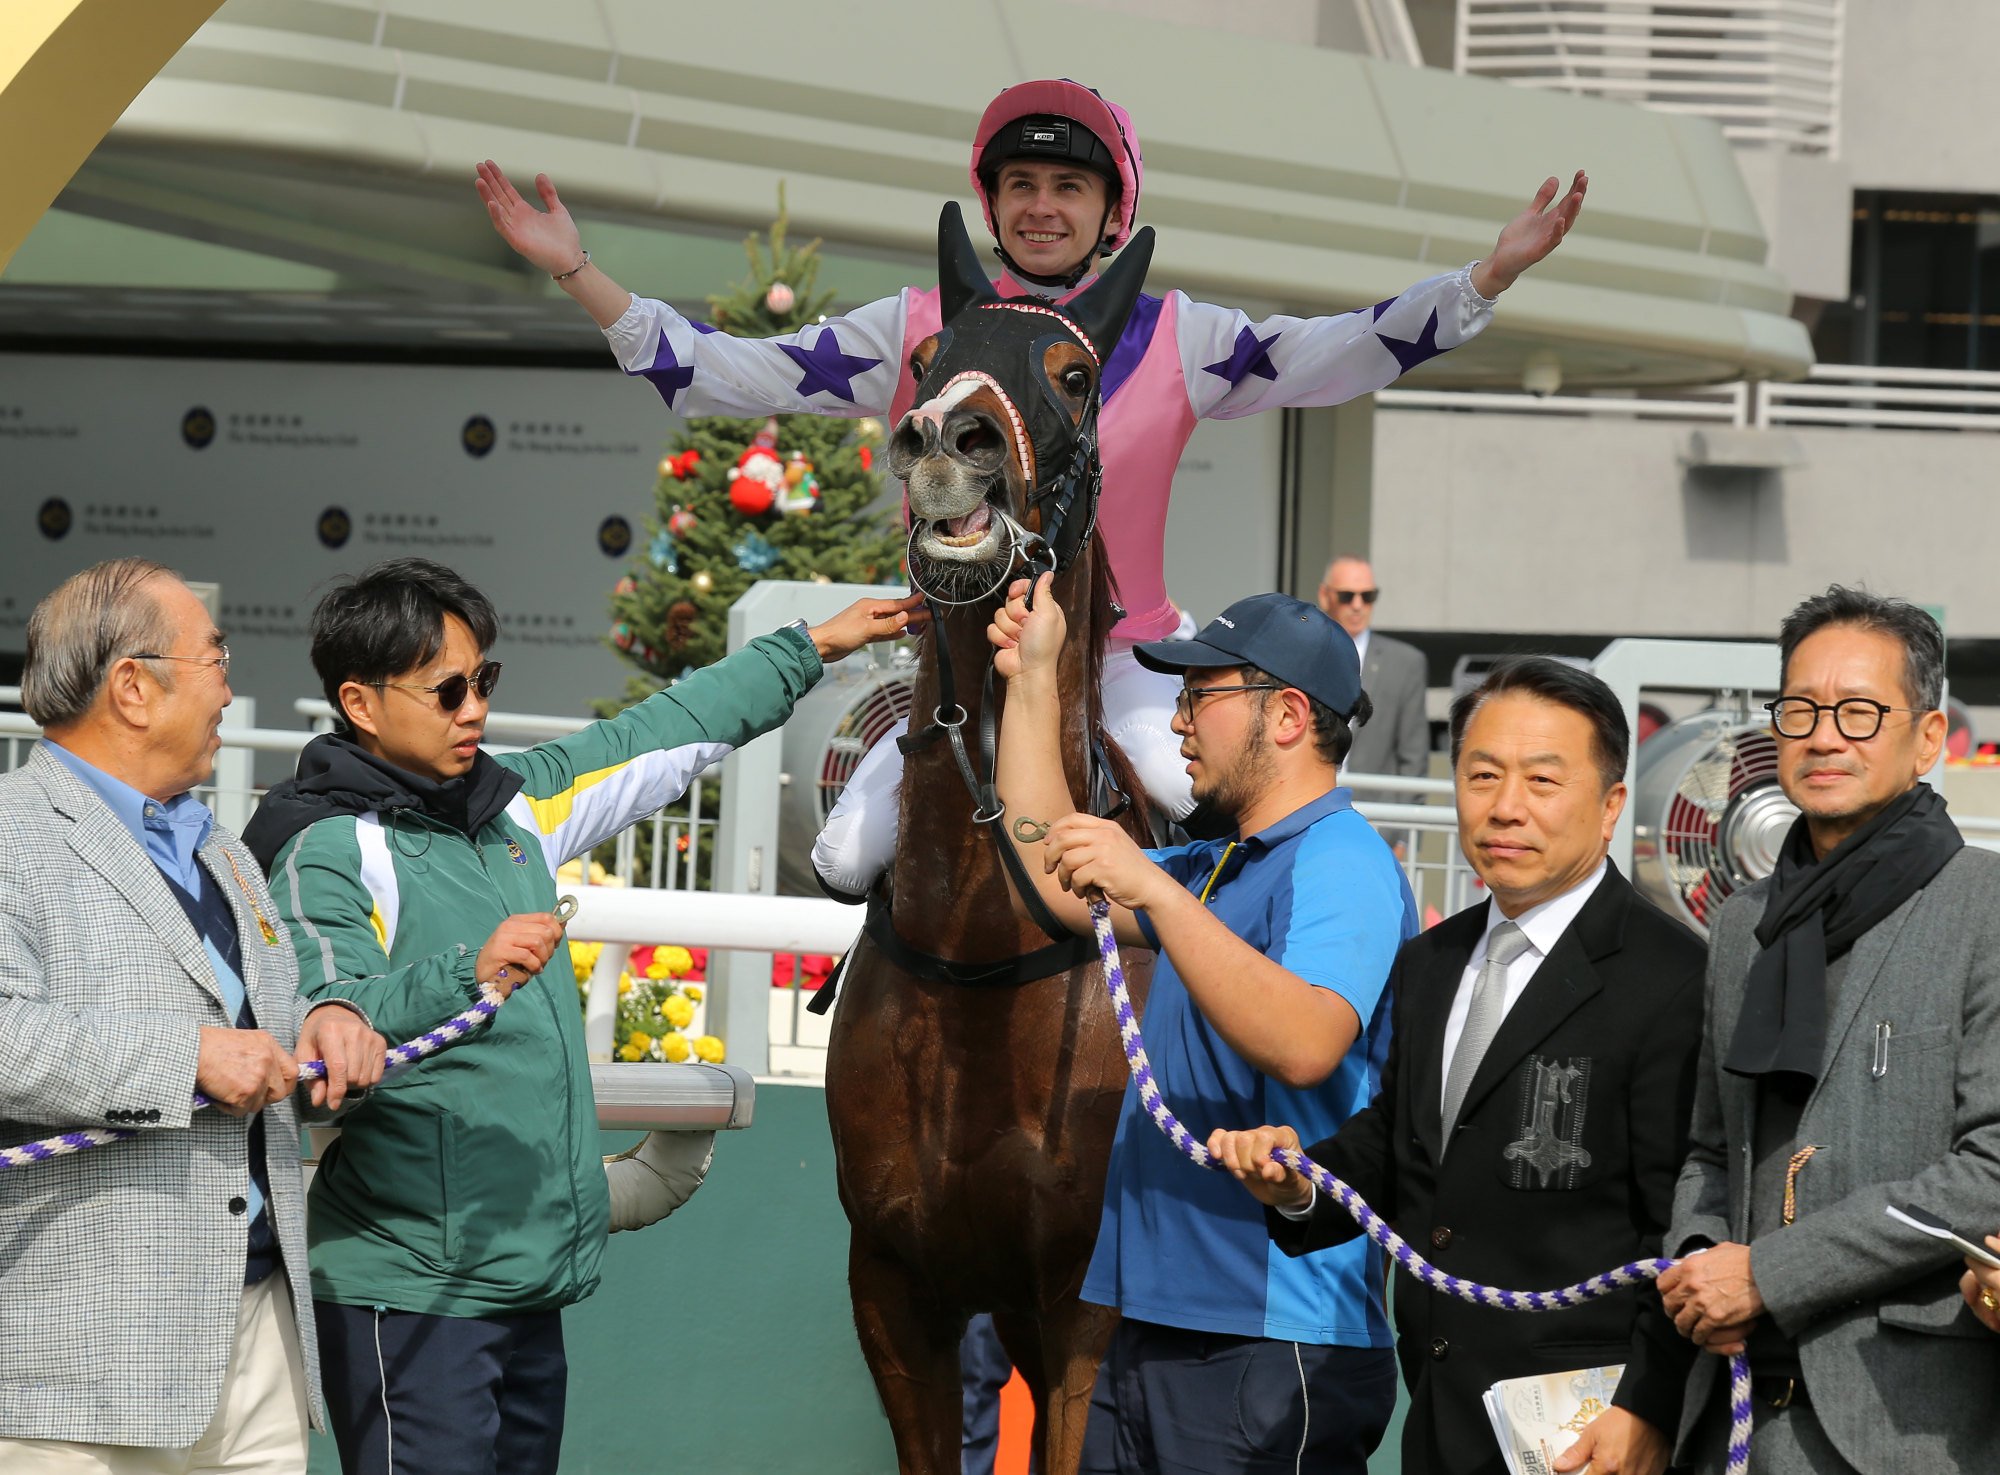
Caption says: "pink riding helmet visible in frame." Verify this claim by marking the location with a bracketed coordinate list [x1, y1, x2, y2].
[971, 79, 1144, 253]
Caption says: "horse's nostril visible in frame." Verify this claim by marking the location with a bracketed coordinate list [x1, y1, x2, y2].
[956, 424, 999, 456]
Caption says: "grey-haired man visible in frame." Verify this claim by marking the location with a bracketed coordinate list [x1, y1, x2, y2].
[0, 559, 383, 1472]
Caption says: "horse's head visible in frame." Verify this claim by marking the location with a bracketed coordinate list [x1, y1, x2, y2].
[891, 203, 1154, 599]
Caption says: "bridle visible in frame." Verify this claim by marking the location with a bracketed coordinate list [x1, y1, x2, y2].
[845, 307, 1126, 995]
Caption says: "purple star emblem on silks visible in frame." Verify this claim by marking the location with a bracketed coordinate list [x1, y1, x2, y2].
[1202, 326, 1281, 386]
[1375, 308, 1444, 375]
[779, 328, 881, 403]
[640, 336, 695, 409]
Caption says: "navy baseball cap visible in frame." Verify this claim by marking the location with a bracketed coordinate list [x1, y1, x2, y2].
[1134, 593, 1362, 714]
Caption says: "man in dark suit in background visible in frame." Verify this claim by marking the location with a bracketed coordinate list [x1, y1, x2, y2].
[1320, 555, 1430, 786]
[1211, 657, 1705, 1475]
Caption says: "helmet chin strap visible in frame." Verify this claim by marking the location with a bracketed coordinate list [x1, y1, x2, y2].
[991, 202, 1119, 294]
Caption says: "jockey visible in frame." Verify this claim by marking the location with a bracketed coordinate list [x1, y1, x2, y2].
[477, 79, 1586, 900]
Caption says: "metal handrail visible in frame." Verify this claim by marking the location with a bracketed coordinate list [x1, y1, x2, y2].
[1456, 0, 1844, 157]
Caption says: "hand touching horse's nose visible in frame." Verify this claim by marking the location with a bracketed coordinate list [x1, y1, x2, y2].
[989, 574, 1066, 680]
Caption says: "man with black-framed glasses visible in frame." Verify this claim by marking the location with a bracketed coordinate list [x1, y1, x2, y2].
[1318, 555, 1429, 790]
[1662, 584, 2000, 1474]
[242, 556, 919, 1475]
[989, 583, 1413, 1475]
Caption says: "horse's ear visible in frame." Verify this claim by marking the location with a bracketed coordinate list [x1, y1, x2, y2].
[938, 201, 998, 322]
[1066, 227, 1154, 354]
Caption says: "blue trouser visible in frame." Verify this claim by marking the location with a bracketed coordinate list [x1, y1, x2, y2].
[1079, 1317, 1396, 1475]
[317, 1300, 567, 1475]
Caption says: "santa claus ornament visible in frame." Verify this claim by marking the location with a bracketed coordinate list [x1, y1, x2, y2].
[727, 416, 785, 516]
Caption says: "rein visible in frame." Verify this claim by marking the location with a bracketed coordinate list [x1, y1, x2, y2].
[1065, 885, 1755, 1475]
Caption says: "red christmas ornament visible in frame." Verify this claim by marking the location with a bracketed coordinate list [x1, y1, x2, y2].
[727, 440, 785, 516]
[662, 449, 701, 480]
[858, 445, 873, 472]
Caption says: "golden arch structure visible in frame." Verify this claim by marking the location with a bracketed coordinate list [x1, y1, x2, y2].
[0, 0, 222, 273]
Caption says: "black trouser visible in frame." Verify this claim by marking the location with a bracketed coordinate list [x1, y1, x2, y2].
[1079, 1316, 1396, 1475]
[317, 1300, 567, 1475]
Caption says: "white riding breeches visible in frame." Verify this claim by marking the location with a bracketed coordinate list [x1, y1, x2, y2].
[811, 644, 1195, 898]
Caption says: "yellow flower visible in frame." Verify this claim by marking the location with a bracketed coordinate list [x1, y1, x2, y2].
[626, 1030, 654, 1055]
[692, 1034, 725, 1064]
[683, 984, 704, 1002]
[617, 1042, 644, 1062]
[656, 945, 695, 978]
[661, 995, 695, 1030]
[661, 1032, 691, 1063]
[568, 940, 602, 984]
[645, 960, 670, 980]
[618, 974, 634, 997]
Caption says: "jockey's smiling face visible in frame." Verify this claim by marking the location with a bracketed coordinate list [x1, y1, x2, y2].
[993, 161, 1112, 279]
[337, 613, 496, 784]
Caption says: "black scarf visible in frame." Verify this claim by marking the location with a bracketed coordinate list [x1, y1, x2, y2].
[1724, 783, 1961, 1084]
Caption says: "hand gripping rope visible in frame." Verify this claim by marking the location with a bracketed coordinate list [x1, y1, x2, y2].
[1060, 871, 1754, 1473]
[0, 896, 578, 1173]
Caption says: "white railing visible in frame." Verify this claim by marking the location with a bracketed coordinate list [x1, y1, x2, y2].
[1455, 0, 1844, 156]
[1379, 365, 2000, 433]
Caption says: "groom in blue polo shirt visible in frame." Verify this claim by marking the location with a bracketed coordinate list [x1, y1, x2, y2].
[990, 576, 1415, 1475]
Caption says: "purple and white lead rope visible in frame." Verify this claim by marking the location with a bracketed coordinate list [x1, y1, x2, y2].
[1085, 897, 1754, 1475]
[0, 987, 506, 1172]
[0, 896, 577, 1175]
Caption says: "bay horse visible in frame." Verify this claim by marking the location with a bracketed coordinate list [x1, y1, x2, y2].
[824, 203, 1157, 1475]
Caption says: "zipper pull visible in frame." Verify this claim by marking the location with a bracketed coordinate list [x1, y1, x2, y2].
[1872, 1021, 1892, 1080]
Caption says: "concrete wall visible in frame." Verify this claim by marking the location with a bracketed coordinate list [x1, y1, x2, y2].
[1842, 0, 2000, 195]
[1369, 408, 1999, 638]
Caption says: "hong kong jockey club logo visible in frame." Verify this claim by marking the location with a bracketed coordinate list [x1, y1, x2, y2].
[597, 515, 632, 558]
[182, 406, 216, 450]
[38, 498, 72, 541]
[462, 414, 496, 458]
[318, 507, 352, 550]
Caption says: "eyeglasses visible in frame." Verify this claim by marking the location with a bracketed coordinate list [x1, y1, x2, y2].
[1764, 696, 1926, 742]
[1328, 589, 1379, 607]
[1175, 683, 1281, 724]
[130, 644, 230, 676]
[374, 660, 503, 712]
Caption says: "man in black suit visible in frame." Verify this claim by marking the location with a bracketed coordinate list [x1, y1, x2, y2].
[1210, 657, 1705, 1475]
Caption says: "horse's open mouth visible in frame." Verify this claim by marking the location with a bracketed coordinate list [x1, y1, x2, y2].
[934, 503, 994, 548]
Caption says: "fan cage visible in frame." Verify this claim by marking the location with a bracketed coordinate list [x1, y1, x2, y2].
[1656, 724, 1784, 927]
[815, 674, 917, 824]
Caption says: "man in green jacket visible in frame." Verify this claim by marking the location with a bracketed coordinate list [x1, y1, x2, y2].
[244, 556, 918, 1475]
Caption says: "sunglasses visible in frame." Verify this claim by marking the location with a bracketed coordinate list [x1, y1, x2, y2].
[374, 660, 503, 712]
[1329, 589, 1379, 606]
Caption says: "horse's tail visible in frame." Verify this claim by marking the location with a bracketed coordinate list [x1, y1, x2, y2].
[1085, 542, 1156, 838]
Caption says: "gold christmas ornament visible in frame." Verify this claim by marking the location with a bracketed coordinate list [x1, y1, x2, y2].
[658, 455, 676, 479]
[812, 573, 833, 585]
[856, 416, 885, 442]
[691, 570, 716, 594]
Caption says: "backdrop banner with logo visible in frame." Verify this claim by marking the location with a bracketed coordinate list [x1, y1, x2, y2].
[1, 353, 681, 726]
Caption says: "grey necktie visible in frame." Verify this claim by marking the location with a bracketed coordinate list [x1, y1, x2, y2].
[1440, 921, 1532, 1140]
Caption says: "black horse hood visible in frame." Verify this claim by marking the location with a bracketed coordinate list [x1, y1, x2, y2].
[243, 733, 524, 873]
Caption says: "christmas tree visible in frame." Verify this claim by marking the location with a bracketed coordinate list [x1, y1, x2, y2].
[606, 190, 906, 693]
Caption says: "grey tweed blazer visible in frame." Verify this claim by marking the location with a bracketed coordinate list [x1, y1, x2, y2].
[1669, 844, 2000, 1474]
[0, 746, 324, 1445]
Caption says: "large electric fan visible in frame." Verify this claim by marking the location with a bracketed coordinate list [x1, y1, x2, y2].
[774, 648, 917, 894]
[1631, 709, 1798, 934]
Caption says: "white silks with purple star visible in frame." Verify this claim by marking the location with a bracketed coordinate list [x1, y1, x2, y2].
[600, 260, 1494, 644]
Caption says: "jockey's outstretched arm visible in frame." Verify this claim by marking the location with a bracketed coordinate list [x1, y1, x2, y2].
[477, 160, 904, 420]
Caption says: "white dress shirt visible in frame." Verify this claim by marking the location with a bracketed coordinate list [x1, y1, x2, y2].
[1351, 626, 1371, 668]
[1437, 860, 1609, 1117]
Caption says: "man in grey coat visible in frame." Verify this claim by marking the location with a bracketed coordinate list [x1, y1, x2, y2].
[0, 559, 384, 1471]
[1319, 555, 1429, 786]
[1661, 585, 2000, 1474]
